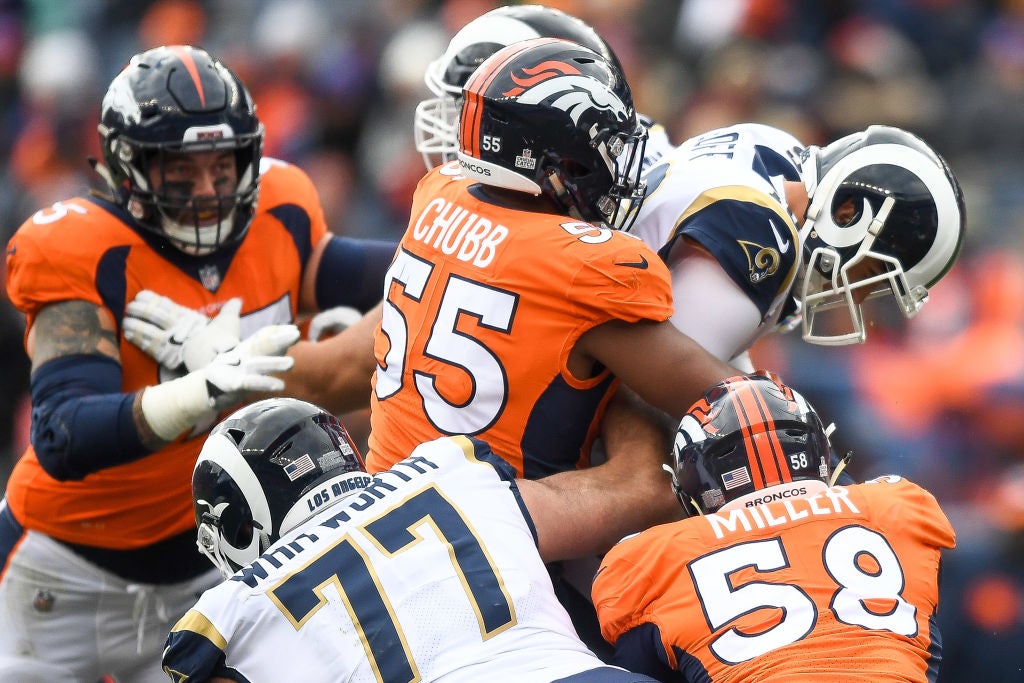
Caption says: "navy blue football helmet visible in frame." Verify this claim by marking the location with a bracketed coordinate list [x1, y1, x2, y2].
[98, 45, 263, 256]
[670, 374, 832, 515]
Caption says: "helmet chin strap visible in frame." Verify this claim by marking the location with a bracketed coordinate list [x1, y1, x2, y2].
[546, 169, 583, 220]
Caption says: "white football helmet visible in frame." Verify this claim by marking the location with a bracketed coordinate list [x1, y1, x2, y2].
[414, 4, 623, 171]
[797, 125, 966, 344]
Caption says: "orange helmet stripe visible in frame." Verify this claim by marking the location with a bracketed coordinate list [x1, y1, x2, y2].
[727, 378, 793, 488]
[168, 45, 206, 107]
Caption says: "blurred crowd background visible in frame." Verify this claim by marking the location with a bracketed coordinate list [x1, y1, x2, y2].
[1, 0, 1023, 679]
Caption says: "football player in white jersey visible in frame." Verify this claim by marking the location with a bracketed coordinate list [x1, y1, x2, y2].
[161, 398, 661, 683]
[629, 122, 966, 369]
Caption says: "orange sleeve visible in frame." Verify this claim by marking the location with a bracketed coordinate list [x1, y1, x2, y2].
[257, 158, 329, 245]
[593, 534, 657, 645]
[863, 476, 957, 551]
[6, 203, 110, 327]
[568, 235, 675, 325]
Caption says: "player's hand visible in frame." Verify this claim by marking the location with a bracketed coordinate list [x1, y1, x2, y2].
[140, 324, 301, 441]
[124, 291, 243, 372]
[202, 324, 301, 409]
[307, 306, 363, 341]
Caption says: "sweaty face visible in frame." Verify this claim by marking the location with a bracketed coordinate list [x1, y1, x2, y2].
[148, 149, 238, 227]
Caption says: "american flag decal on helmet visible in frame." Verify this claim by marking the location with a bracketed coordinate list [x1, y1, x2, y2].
[722, 467, 752, 491]
[284, 454, 316, 481]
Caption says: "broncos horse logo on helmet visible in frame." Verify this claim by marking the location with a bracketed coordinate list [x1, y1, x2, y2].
[506, 60, 631, 126]
[457, 37, 647, 230]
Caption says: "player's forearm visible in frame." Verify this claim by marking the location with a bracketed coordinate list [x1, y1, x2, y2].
[528, 454, 682, 562]
[532, 388, 683, 561]
[280, 328, 376, 414]
[29, 354, 153, 480]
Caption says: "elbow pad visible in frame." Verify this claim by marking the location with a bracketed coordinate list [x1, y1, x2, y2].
[30, 355, 146, 481]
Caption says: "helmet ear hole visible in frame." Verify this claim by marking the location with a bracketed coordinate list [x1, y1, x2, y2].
[561, 159, 593, 179]
[224, 428, 245, 446]
[215, 502, 254, 550]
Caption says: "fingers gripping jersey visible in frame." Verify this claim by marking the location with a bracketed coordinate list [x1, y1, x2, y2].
[592, 477, 956, 681]
[631, 123, 805, 334]
[4, 159, 327, 549]
[162, 436, 609, 682]
[367, 162, 674, 478]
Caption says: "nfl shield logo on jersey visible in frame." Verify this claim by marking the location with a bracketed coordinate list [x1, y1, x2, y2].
[198, 264, 221, 292]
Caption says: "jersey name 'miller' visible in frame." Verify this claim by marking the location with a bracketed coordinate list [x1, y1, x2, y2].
[411, 197, 509, 267]
[705, 486, 861, 540]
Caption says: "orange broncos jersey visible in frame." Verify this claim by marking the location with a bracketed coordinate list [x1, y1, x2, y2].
[366, 161, 673, 478]
[4, 158, 327, 549]
[593, 476, 956, 682]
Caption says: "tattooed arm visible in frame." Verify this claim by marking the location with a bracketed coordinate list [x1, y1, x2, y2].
[26, 300, 168, 479]
[28, 300, 121, 370]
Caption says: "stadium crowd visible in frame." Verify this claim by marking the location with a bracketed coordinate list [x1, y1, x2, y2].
[2, 0, 1023, 680]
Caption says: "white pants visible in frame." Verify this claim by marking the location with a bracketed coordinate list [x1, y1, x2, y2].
[0, 529, 221, 683]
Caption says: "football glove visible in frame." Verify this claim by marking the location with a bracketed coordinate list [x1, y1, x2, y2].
[124, 291, 241, 372]
[307, 306, 363, 341]
[140, 324, 301, 442]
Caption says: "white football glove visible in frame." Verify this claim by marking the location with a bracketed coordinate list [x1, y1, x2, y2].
[124, 291, 241, 372]
[140, 324, 301, 442]
[307, 306, 363, 341]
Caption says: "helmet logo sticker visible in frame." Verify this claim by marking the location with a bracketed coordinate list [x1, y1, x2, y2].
[101, 77, 142, 124]
[505, 61, 628, 125]
[183, 123, 234, 144]
[514, 148, 536, 170]
[737, 239, 780, 283]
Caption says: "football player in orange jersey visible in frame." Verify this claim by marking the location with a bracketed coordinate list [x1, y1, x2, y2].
[0, 45, 395, 682]
[592, 373, 956, 682]
[365, 35, 732, 507]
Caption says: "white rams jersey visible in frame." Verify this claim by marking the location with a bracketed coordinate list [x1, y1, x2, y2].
[162, 437, 609, 683]
[631, 123, 807, 334]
